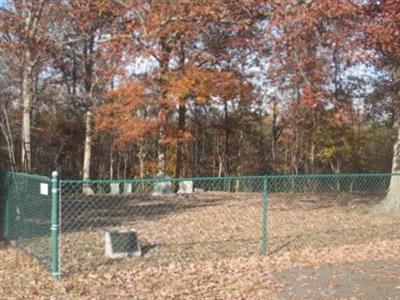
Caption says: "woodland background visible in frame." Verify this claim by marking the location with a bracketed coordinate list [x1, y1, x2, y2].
[0, 0, 399, 180]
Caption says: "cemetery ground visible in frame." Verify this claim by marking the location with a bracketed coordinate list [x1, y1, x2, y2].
[1, 191, 400, 299]
[2, 239, 400, 299]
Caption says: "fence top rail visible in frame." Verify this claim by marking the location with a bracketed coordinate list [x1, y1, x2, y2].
[0, 171, 51, 182]
[60, 175, 266, 184]
[59, 172, 399, 184]
[267, 173, 396, 179]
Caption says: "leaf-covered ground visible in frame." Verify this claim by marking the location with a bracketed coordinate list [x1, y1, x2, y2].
[3, 192, 400, 299]
[1, 239, 400, 299]
[57, 192, 400, 274]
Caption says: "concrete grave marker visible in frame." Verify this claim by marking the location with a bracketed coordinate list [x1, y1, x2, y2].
[83, 184, 95, 195]
[177, 180, 193, 194]
[105, 229, 141, 259]
[152, 175, 173, 196]
[123, 183, 132, 194]
[110, 183, 120, 195]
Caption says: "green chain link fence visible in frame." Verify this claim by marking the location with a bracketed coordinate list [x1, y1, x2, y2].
[59, 173, 400, 276]
[59, 176, 267, 276]
[2, 172, 400, 278]
[0, 171, 59, 277]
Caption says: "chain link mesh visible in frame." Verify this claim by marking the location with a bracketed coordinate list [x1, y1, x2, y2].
[0, 172, 52, 270]
[59, 174, 400, 276]
[2, 173, 400, 277]
[59, 177, 265, 275]
[267, 174, 400, 253]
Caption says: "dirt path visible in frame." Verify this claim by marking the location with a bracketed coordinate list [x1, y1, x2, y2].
[276, 260, 400, 299]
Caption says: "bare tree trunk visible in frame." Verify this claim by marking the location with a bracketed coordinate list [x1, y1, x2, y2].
[380, 121, 400, 213]
[391, 126, 400, 174]
[138, 142, 145, 179]
[224, 101, 230, 176]
[378, 67, 400, 213]
[117, 151, 121, 179]
[217, 138, 223, 177]
[175, 103, 186, 178]
[293, 127, 300, 174]
[123, 153, 128, 179]
[156, 36, 171, 176]
[235, 130, 243, 191]
[175, 38, 186, 179]
[271, 97, 280, 174]
[19, 0, 45, 173]
[82, 111, 93, 194]
[190, 104, 200, 177]
[21, 51, 33, 172]
[285, 147, 289, 173]
[310, 134, 315, 173]
[0, 105, 16, 171]
[212, 131, 216, 176]
[157, 127, 166, 176]
[218, 157, 223, 177]
[109, 139, 114, 179]
[82, 34, 95, 193]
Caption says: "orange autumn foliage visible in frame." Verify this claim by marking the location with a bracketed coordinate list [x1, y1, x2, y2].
[95, 82, 157, 146]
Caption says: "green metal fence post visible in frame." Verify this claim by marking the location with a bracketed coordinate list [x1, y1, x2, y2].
[261, 176, 269, 255]
[51, 171, 60, 279]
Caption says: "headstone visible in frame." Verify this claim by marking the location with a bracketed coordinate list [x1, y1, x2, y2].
[177, 180, 193, 194]
[152, 175, 173, 196]
[194, 188, 204, 193]
[110, 183, 120, 195]
[83, 185, 95, 195]
[105, 229, 141, 259]
[123, 183, 132, 194]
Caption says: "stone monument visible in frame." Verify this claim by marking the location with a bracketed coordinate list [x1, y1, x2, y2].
[177, 180, 193, 194]
[152, 175, 173, 196]
[105, 229, 141, 259]
[110, 183, 120, 195]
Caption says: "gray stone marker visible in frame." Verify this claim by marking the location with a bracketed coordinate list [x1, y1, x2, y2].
[83, 184, 95, 195]
[152, 175, 173, 196]
[177, 180, 193, 194]
[105, 229, 141, 259]
[123, 183, 132, 194]
[110, 183, 120, 195]
[194, 188, 204, 193]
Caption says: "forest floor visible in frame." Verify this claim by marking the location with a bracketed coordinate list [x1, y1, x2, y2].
[2, 192, 400, 299]
[1, 239, 400, 299]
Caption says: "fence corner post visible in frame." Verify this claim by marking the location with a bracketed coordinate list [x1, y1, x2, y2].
[51, 171, 60, 279]
[261, 176, 269, 255]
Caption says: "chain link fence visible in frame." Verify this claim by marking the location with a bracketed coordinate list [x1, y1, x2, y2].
[0, 172, 53, 270]
[266, 174, 400, 252]
[59, 174, 400, 276]
[59, 176, 266, 275]
[2, 172, 400, 278]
